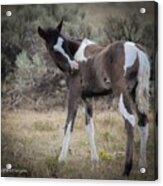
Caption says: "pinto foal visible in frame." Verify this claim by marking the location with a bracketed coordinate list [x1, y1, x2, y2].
[38, 19, 150, 176]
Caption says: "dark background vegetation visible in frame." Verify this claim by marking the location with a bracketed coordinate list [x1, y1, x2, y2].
[1, 2, 157, 111]
[1, 2, 157, 180]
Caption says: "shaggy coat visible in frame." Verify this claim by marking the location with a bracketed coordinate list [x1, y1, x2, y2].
[38, 19, 150, 176]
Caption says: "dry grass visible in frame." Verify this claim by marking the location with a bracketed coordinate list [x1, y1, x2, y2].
[1, 105, 156, 180]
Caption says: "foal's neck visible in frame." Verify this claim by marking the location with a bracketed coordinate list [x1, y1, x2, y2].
[67, 39, 81, 57]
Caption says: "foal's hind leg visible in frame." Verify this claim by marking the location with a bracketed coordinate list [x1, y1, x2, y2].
[123, 119, 134, 176]
[84, 98, 99, 162]
[138, 112, 148, 170]
[130, 85, 149, 170]
[118, 91, 136, 176]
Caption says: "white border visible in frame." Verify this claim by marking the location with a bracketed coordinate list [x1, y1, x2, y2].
[0, 0, 162, 186]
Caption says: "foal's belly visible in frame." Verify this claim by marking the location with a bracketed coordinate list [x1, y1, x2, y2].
[81, 88, 113, 98]
[80, 60, 112, 98]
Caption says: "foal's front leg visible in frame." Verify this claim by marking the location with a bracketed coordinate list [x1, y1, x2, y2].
[58, 88, 79, 162]
[84, 98, 99, 162]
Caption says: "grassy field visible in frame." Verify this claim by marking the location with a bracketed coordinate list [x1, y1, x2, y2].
[1, 104, 156, 180]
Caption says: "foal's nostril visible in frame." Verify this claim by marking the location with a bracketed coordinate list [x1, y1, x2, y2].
[104, 77, 111, 84]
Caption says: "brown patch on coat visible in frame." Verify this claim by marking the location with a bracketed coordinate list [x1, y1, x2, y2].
[106, 41, 126, 95]
[126, 55, 139, 80]
[84, 45, 104, 59]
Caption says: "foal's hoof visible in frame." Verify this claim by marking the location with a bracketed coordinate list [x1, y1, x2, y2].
[139, 159, 147, 170]
[58, 156, 66, 163]
[122, 162, 132, 177]
[91, 157, 100, 170]
[92, 156, 99, 162]
[122, 170, 130, 177]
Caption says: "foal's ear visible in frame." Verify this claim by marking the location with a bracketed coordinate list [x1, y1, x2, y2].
[38, 26, 47, 40]
[56, 18, 63, 32]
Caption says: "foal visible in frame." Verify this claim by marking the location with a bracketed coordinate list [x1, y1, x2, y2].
[38, 19, 150, 176]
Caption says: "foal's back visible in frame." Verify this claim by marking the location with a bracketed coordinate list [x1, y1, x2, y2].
[78, 40, 143, 97]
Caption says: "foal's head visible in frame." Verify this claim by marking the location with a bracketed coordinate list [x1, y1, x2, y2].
[38, 19, 79, 73]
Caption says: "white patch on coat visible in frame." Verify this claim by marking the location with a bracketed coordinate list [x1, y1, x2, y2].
[118, 93, 135, 127]
[58, 121, 72, 162]
[53, 37, 79, 70]
[86, 118, 99, 161]
[139, 124, 148, 168]
[124, 41, 137, 75]
[124, 41, 150, 114]
[74, 38, 95, 62]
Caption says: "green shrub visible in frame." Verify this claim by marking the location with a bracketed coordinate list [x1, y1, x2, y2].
[15, 50, 47, 91]
[103, 13, 154, 59]
[99, 149, 112, 161]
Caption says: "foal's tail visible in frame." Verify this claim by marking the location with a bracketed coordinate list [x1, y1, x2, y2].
[136, 49, 150, 114]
